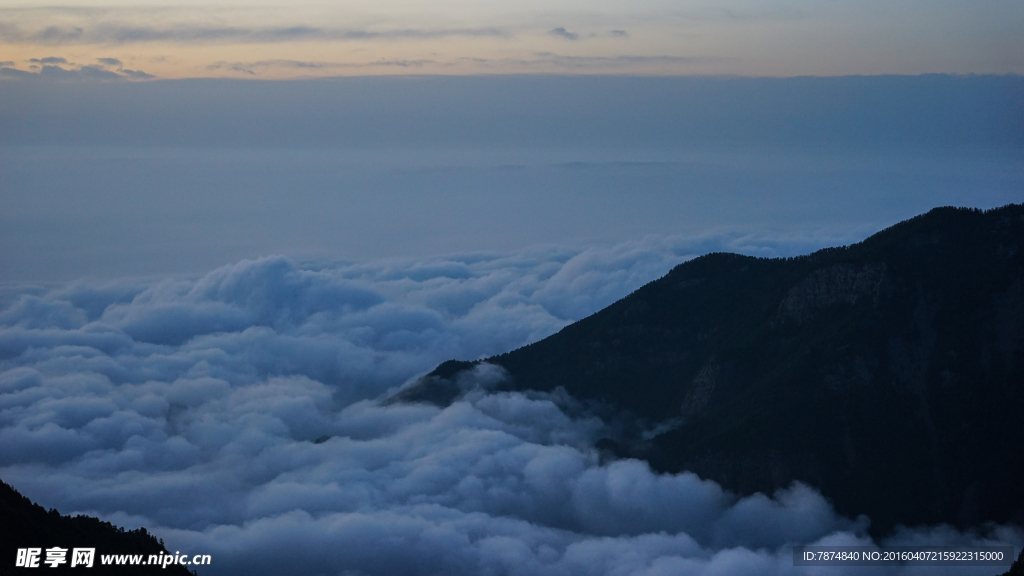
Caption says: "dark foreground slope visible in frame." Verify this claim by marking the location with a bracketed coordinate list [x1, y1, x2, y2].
[1, 479, 193, 575]
[393, 205, 1024, 534]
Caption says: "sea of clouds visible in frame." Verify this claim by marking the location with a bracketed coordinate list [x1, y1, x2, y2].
[1, 235, 1019, 576]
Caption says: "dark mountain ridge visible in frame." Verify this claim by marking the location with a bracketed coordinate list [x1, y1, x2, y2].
[0, 479, 194, 575]
[392, 204, 1024, 535]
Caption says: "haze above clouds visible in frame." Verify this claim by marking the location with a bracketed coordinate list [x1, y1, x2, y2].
[2, 75, 1021, 281]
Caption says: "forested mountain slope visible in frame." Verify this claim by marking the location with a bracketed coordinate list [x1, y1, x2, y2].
[0, 479, 193, 575]
[393, 205, 1024, 534]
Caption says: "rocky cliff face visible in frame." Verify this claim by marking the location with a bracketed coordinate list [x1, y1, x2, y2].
[393, 205, 1024, 535]
[776, 262, 886, 323]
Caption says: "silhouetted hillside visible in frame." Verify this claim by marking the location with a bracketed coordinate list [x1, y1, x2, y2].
[0, 479, 193, 575]
[999, 548, 1024, 576]
[392, 204, 1024, 535]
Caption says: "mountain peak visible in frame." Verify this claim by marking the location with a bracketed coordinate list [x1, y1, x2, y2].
[392, 204, 1024, 535]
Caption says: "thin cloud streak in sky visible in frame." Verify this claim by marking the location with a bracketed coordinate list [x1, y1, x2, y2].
[528, 52, 726, 68]
[548, 27, 579, 41]
[0, 22, 509, 45]
[206, 58, 438, 73]
[0, 55, 154, 80]
[199, 53, 716, 75]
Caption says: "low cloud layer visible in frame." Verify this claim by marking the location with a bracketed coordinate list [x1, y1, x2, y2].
[1, 245, 1020, 575]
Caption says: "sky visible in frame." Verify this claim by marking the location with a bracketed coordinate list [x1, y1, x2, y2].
[1, 0, 1021, 284]
[1, 1, 1023, 574]
[0, 0, 1022, 78]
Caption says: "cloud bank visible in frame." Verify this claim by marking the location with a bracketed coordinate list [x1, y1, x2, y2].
[1, 244, 1019, 575]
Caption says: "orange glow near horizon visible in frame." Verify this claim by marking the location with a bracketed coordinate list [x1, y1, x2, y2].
[1, 1, 1022, 80]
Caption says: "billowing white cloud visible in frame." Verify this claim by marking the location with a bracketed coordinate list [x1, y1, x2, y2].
[1, 243, 1019, 575]
[1, 240, 698, 414]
